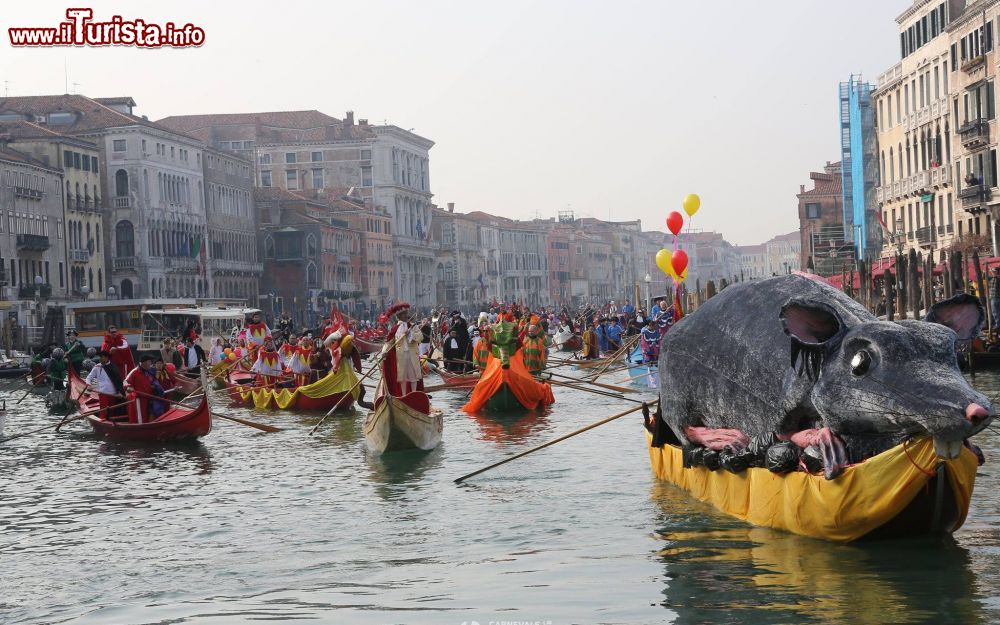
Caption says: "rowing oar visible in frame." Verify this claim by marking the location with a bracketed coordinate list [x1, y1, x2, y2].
[454, 400, 659, 484]
[617, 368, 658, 383]
[131, 389, 281, 433]
[535, 376, 647, 403]
[587, 335, 638, 381]
[541, 370, 637, 394]
[309, 330, 406, 435]
[0, 399, 132, 443]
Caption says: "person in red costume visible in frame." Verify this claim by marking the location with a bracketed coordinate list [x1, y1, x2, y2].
[101, 325, 135, 375]
[379, 303, 424, 396]
[245, 312, 271, 359]
[125, 355, 156, 424]
[252, 337, 283, 387]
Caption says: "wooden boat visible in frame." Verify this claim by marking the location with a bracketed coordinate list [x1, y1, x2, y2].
[566, 356, 613, 369]
[354, 335, 383, 355]
[69, 367, 211, 442]
[645, 431, 979, 542]
[172, 371, 201, 395]
[437, 368, 480, 388]
[626, 345, 657, 388]
[0, 364, 30, 379]
[363, 381, 442, 453]
[961, 349, 1000, 372]
[225, 367, 357, 411]
[553, 329, 583, 352]
[462, 353, 554, 414]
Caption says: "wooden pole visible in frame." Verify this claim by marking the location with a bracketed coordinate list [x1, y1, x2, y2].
[896, 253, 907, 319]
[453, 401, 657, 484]
[884, 270, 895, 321]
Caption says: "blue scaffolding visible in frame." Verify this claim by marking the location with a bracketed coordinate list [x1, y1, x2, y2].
[839, 75, 879, 260]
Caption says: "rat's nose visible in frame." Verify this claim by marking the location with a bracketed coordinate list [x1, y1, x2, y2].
[966, 403, 990, 424]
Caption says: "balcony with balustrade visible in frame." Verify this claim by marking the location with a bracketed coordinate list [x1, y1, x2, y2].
[960, 183, 992, 212]
[69, 248, 91, 263]
[113, 196, 131, 209]
[16, 234, 50, 251]
[959, 119, 990, 150]
[113, 256, 136, 270]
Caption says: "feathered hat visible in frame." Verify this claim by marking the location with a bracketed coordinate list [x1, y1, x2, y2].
[378, 302, 412, 325]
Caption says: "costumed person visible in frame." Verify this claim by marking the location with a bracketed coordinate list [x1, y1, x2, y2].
[125, 355, 159, 424]
[450, 311, 470, 372]
[490, 313, 519, 369]
[63, 330, 86, 373]
[85, 350, 126, 420]
[595, 318, 609, 354]
[251, 337, 283, 387]
[640, 318, 661, 364]
[101, 325, 135, 375]
[47, 348, 68, 391]
[473, 325, 492, 369]
[290, 336, 313, 387]
[208, 338, 226, 366]
[280, 333, 298, 368]
[325, 330, 371, 409]
[582, 323, 600, 360]
[521, 324, 548, 375]
[245, 313, 271, 358]
[182, 337, 205, 375]
[154, 358, 177, 393]
[443, 329, 462, 372]
[160, 338, 184, 370]
[380, 303, 424, 395]
[605, 318, 623, 352]
[309, 337, 332, 381]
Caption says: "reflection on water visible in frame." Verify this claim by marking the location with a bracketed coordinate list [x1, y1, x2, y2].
[5, 365, 1000, 624]
[647, 371, 1000, 624]
[465, 408, 553, 445]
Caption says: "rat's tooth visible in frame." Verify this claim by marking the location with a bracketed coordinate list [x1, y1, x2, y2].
[933, 437, 962, 459]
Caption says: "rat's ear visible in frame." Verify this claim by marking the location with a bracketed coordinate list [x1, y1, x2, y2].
[926, 293, 984, 340]
[779, 299, 844, 380]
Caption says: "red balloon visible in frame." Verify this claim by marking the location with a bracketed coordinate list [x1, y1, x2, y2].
[165, 363, 176, 374]
[666, 211, 684, 236]
[671, 249, 688, 276]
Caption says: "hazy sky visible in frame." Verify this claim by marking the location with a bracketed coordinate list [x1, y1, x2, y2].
[3, 0, 905, 244]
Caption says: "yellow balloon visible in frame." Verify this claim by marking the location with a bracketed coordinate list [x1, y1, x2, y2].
[655, 248, 674, 277]
[683, 193, 701, 217]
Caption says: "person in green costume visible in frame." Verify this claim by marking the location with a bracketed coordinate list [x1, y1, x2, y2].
[490, 313, 520, 369]
[47, 347, 68, 390]
[64, 330, 86, 372]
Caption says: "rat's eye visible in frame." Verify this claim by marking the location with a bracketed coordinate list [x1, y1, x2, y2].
[850, 350, 872, 376]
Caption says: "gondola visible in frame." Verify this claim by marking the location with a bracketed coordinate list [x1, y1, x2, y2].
[69, 367, 211, 443]
[353, 335, 383, 355]
[437, 368, 480, 388]
[552, 329, 583, 352]
[462, 352, 554, 414]
[225, 366, 357, 411]
[645, 430, 978, 542]
[626, 345, 657, 389]
[363, 380, 442, 453]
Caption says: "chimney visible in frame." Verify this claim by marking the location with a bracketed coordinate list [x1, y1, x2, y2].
[358, 118, 368, 126]
[800, 184, 805, 193]
[345, 111, 354, 126]
[448, 202, 455, 213]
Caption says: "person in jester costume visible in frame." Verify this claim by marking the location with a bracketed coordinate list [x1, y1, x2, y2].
[490, 312, 519, 370]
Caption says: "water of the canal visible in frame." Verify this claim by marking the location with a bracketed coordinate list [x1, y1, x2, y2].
[3, 368, 1000, 624]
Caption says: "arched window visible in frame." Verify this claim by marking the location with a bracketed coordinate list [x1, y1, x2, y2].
[75, 182, 81, 208]
[264, 236, 275, 259]
[98, 269, 103, 292]
[88, 268, 93, 290]
[115, 220, 135, 257]
[306, 262, 318, 287]
[120, 278, 133, 299]
[114, 169, 129, 197]
[307, 234, 319, 258]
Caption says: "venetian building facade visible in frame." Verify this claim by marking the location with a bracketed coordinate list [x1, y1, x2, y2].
[203, 147, 260, 303]
[873, 2, 957, 259]
[372, 125, 437, 309]
[947, 1, 1000, 253]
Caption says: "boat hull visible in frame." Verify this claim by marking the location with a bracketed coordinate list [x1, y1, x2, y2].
[364, 390, 441, 453]
[69, 368, 211, 443]
[485, 382, 527, 413]
[645, 431, 978, 542]
[225, 370, 356, 412]
[438, 369, 480, 388]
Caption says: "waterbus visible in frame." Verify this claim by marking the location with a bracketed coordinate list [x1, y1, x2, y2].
[63, 298, 252, 352]
[139, 306, 260, 353]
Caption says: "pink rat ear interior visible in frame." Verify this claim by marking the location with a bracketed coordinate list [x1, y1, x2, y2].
[926, 294, 984, 340]
[779, 300, 842, 345]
